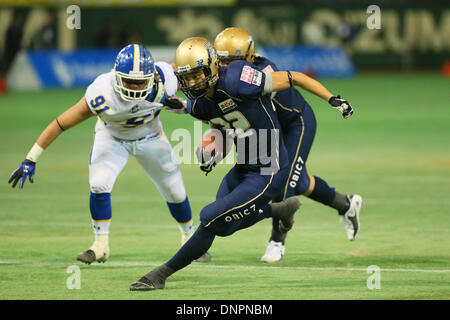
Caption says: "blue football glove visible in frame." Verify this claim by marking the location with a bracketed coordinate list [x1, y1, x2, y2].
[8, 159, 36, 189]
[329, 95, 354, 119]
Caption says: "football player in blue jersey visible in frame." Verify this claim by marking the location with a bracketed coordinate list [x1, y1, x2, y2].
[8, 44, 210, 264]
[214, 27, 363, 263]
[129, 36, 354, 291]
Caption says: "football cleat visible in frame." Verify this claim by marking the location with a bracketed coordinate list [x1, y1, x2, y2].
[77, 249, 99, 264]
[194, 251, 212, 263]
[261, 240, 285, 263]
[271, 197, 301, 233]
[181, 230, 212, 263]
[130, 265, 174, 291]
[341, 194, 363, 241]
[76, 235, 110, 264]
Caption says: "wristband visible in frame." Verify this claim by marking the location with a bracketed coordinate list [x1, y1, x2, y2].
[287, 71, 293, 87]
[26, 143, 44, 162]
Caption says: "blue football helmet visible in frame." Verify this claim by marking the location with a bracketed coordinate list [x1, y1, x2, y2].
[113, 44, 155, 101]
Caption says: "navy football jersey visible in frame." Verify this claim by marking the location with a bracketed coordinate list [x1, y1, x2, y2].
[253, 56, 310, 127]
[187, 60, 289, 172]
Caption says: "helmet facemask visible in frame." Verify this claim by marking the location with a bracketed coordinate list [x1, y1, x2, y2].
[114, 70, 154, 102]
[113, 44, 155, 102]
[176, 66, 218, 100]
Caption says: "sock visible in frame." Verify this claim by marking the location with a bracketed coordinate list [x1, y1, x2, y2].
[307, 177, 350, 215]
[331, 192, 350, 215]
[166, 225, 215, 272]
[307, 176, 335, 206]
[167, 197, 195, 234]
[269, 196, 284, 243]
[90, 192, 112, 235]
[270, 220, 286, 244]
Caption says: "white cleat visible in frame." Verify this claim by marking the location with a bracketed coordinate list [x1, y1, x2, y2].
[341, 194, 363, 241]
[261, 240, 285, 263]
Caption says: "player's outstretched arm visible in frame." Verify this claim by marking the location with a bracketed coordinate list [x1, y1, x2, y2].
[8, 97, 94, 189]
[269, 71, 354, 119]
[164, 95, 187, 114]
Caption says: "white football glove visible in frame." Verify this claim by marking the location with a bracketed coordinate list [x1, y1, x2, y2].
[328, 95, 354, 119]
[195, 148, 223, 176]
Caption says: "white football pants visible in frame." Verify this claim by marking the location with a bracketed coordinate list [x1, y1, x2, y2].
[89, 124, 187, 204]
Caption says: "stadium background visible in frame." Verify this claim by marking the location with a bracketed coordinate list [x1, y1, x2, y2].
[0, 0, 449, 300]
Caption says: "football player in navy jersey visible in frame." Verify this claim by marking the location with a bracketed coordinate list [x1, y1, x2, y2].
[214, 27, 363, 263]
[129, 36, 354, 291]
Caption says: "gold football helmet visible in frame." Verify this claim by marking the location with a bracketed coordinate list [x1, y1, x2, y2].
[174, 37, 219, 100]
[214, 27, 255, 65]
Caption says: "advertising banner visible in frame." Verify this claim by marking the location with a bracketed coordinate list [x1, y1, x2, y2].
[6, 45, 354, 90]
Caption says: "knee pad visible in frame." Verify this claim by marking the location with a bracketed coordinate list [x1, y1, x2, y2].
[200, 207, 236, 237]
[89, 165, 115, 194]
[161, 179, 186, 203]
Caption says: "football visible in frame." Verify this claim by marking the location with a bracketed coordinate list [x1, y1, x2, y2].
[196, 129, 233, 163]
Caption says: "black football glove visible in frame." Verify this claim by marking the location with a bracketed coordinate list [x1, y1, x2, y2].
[329, 95, 354, 119]
[195, 148, 223, 176]
[164, 96, 187, 114]
[8, 159, 36, 189]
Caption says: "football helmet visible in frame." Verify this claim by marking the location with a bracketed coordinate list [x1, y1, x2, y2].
[214, 27, 255, 64]
[174, 37, 219, 100]
[113, 44, 155, 102]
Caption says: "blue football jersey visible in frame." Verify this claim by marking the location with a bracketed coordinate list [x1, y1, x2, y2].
[187, 60, 289, 172]
[253, 56, 310, 128]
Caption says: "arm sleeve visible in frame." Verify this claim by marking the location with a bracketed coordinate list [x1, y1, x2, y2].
[224, 60, 266, 100]
[155, 61, 178, 96]
[187, 99, 210, 121]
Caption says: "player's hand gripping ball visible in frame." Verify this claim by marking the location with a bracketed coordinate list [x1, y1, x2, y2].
[196, 129, 232, 175]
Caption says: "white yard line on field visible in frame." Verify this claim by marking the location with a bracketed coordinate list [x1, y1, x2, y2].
[0, 260, 449, 273]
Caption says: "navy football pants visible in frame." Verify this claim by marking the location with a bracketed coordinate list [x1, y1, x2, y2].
[166, 165, 289, 271]
[199, 165, 289, 236]
[276, 104, 317, 201]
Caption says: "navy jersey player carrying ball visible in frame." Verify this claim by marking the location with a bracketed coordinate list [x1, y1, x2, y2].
[214, 27, 363, 263]
[129, 36, 354, 291]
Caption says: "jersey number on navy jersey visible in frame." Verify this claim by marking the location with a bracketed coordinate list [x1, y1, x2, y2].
[209, 110, 253, 138]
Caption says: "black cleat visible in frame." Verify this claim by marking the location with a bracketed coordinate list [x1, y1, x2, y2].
[76, 248, 108, 264]
[76, 249, 97, 265]
[271, 197, 301, 233]
[130, 265, 174, 291]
